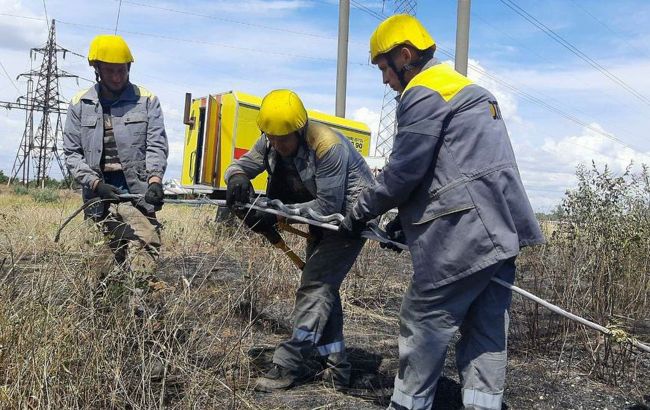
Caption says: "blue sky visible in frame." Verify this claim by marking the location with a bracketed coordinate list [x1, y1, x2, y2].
[1, 0, 650, 211]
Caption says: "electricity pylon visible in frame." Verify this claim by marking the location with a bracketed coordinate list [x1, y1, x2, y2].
[374, 0, 418, 158]
[1, 20, 81, 187]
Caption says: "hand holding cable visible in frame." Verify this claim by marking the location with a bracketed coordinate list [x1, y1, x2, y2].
[94, 181, 121, 203]
[145, 182, 165, 205]
[380, 215, 406, 253]
[226, 173, 253, 208]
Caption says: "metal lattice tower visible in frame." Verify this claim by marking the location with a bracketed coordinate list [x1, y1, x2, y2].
[374, 0, 417, 158]
[1, 20, 79, 187]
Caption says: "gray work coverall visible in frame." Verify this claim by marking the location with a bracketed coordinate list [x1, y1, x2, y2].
[63, 83, 169, 267]
[352, 58, 545, 409]
[226, 121, 375, 379]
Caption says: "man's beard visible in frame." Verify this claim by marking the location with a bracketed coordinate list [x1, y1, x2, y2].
[101, 80, 128, 97]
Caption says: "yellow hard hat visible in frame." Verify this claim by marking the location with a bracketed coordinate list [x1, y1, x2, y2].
[369, 14, 435, 64]
[257, 89, 308, 136]
[88, 35, 134, 65]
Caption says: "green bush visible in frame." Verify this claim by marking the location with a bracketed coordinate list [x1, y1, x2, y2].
[12, 185, 29, 195]
[517, 162, 649, 384]
[30, 188, 60, 203]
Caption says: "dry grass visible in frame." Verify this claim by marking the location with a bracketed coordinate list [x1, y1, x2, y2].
[0, 181, 648, 409]
[0, 187, 404, 408]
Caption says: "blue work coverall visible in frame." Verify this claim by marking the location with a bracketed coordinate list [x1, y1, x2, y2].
[352, 58, 545, 409]
[226, 121, 375, 382]
[63, 83, 168, 268]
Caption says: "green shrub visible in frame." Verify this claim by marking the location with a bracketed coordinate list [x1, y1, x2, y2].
[12, 185, 29, 195]
[30, 188, 60, 203]
[516, 162, 649, 384]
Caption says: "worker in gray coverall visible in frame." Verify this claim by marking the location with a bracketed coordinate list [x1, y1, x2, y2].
[225, 89, 374, 391]
[339, 15, 545, 410]
[63, 35, 168, 278]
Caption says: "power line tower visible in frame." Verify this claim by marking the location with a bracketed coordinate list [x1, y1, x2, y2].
[1, 20, 80, 187]
[374, 0, 417, 158]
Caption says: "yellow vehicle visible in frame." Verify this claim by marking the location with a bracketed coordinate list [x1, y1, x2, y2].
[181, 91, 371, 197]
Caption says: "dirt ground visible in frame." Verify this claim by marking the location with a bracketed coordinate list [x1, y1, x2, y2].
[156, 247, 650, 410]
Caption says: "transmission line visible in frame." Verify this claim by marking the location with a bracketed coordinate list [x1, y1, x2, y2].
[568, 0, 650, 61]
[0, 60, 20, 93]
[115, 0, 123, 34]
[42, 0, 49, 29]
[121, 0, 342, 42]
[349, 2, 642, 152]
[470, 10, 641, 143]
[435, 45, 638, 151]
[0, 12, 45, 21]
[350, 0, 386, 20]
[498, 0, 650, 107]
[56, 19, 370, 66]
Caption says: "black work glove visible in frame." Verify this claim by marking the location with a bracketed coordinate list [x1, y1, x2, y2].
[144, 182, 165, 206]
[94, 181, 120, 203]
[338, 210, 368, 239]
[380, 215, 406, 253]
[244, 210, 278, 234]
[226, 173, 253, 208]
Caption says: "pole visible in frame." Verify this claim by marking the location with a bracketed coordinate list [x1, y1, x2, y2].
[455, 0, 471, 76]
[335, 0, 350, 118]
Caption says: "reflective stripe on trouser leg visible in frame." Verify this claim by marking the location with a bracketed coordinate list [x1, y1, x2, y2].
[457, 257, 516, 410]
[273, 233, 365, 371]
[390, 259, 509, 410]
[316, 286, 344, 356]
[389, 281, 456, 410]
[462, 389, 503, 410]
[316, 340, 345, 356]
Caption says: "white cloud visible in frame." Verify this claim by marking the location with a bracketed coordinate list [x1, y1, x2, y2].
[540, 122, 650, 173]
[0, 1, 47, 51]
[351, 106, 380, 153]
[512, 122, 650, 211]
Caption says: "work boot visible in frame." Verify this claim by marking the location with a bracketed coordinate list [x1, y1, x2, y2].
[254, 364, 311, 392]
[321, 352, 351, 390]
[321, 367, 350, 391]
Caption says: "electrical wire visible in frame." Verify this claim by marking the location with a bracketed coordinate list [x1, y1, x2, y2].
[436, 45, 637, 150]
[120, 0, 342, 42]
[469, 10, 642, 146]
[115, 0, 123, 34]
[56, 19, 370, 66]
[4, 4, 645, 153]
[348, 2, 643, 152]
[568, 0, 650, 61]
[42, 0, 49, 29]
[470, 11, 637, 115]
[350, 0, 386, 20]
[0, 12, 44, 21]
[498, 0, 650, 107]
[0, 61, 20, 93]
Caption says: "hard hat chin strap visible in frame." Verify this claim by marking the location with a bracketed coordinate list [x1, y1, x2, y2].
[387, 48, 434, 89]
[386, 56, 408, 89]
